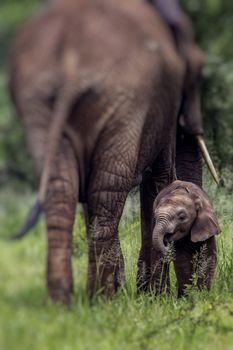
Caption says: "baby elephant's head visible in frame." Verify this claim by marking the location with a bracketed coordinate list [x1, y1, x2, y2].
[152, 180, 220, 254]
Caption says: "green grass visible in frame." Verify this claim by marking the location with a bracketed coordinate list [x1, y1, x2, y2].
[0, 178, 233, 350]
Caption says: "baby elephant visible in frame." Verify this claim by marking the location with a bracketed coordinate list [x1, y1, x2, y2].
[150, 180, 221, 296]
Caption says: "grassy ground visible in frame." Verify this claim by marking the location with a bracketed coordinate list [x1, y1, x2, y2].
[0, 178, 233, 350]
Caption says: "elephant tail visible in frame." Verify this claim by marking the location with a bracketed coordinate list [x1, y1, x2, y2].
[10, 79, 93, 240]
[10, 201, 43, 240]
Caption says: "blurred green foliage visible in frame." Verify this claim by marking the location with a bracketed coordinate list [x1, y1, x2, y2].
[0, 0, 232, 186]
[182, 0, 233, 170]
[0, 0, 39, 186]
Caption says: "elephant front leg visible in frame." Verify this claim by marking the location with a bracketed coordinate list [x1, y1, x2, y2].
[174, 238, 217, 297]
[44, 139, 78, 304]
[196, 237, 217, 292]
[174, 238, 202, 297]
[173, 247, 193, 297]
[138, 148, 175, 294]
[137, 170, 154, 292]
[150, 256, 170, 294]
[138, 177, 171, 295]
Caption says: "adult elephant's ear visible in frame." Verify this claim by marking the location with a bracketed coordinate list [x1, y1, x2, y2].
[191, 191, 221, 242]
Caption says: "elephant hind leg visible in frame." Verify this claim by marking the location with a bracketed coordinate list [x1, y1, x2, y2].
[86, 128, 140, 297]
[86, 172, 129, 298]
[44, 138, 78, 304]
[21, 112, 79, 303]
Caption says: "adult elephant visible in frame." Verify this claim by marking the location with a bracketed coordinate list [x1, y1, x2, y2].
[9, 0, 215, 303]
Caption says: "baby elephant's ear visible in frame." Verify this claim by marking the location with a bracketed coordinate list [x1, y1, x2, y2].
[191, 194, 221, 243]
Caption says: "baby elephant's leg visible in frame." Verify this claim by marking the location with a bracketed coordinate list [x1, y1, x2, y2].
[86, 122, 140, 297]
[173, 241, 194, 297]
[174, 237, 217, 296]
[196, 237, 217, 291]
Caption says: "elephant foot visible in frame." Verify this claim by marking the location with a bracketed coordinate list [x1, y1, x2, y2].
[137, 259, 151, 293]
[48, 278, 73, 305]
[137, 260, 170, 295]
[149, 260, 170, 295]
[87, 261, 125, 298]
[47, 245, 74, 305]
[87, 219, 125, 298]
[148, 283, 170, 296]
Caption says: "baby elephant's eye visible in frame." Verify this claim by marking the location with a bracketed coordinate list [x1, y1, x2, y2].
[178, 211, 187, 221]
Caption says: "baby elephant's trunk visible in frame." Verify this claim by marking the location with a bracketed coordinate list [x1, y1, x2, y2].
[152, 223, 170, 255]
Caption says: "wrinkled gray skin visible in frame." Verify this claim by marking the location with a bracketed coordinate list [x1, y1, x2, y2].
[146, 180, 220, 296]
[9, 0, 204, 303]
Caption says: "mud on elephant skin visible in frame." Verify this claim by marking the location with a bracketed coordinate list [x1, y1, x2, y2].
[141, 180, 221, 296]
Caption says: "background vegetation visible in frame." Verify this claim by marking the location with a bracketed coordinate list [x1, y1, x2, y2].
[183, 0, 233, 172]
[0, 1, 233, 350]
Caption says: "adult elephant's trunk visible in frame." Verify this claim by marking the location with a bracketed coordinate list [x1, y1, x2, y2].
[176, 127, 202, 187]
[176, 128, 220, 187]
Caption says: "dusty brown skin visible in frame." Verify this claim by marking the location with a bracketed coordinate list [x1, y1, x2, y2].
[9, 0, 204, 303]
[139, 180, 220, 296]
